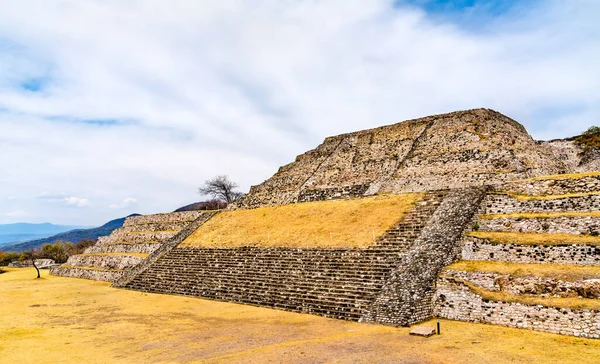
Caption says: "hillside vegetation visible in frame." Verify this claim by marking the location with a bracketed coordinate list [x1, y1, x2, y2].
[3, 214, 140, 252]
[182, 194, 423, 248]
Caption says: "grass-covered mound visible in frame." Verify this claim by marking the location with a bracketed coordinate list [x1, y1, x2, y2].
[182, 194, 423, 248]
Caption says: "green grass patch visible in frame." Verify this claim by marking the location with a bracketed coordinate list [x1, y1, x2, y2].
[465, 231, 600, 246]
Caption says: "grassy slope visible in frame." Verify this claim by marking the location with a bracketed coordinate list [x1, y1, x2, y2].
[182, 194, 423, 248]
[446, 260, 600, 281]
[2, 268, 599, 363]
[466, 231, 600, 246]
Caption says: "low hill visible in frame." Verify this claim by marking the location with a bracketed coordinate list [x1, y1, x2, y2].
[2, 214, 140, 252]
[0, 223, 89, 247]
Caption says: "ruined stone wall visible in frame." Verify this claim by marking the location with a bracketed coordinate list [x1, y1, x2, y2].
[498, 174, 600, 196]
[543, 140, 600, 173]
[360, 187, 486, 326]
[441, 269, 600, 299]
[239, 109, 566, 208]
[482, 194, 600, 214]
[51, 211, 211, 282]
[435, 277, 600, 339]
[478, 216, 600, 235]
[462, 236, 600, 266]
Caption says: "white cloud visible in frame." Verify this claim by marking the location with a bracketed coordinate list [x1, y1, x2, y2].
[63, 197, 90, 207]
[109, 197, 138, 210]
[6, 210, 28, 218]
[0, 0, 598, 225]
[7, 196, 16, 200]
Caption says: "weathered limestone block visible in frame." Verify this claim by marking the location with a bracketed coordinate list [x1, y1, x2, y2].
[124, 211, 204, 226]
[543, 140, 600, 174]
[51, 266, 122, 282]
[435, 277, 600, 339]
[461, 236, 600, 266]
[482, 194, 600, 214]
[499, 175, 600, 196]
[84, 243, 161, 255]
[66, 254, 145, 270]
[239, 109, 566, 208]
[478, 216, 600, 235]
[442, 269, 600, 299]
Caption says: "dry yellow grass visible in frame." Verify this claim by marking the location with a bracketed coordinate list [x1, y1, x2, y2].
[444, 275, 600, 311]
[466, 231, 600, 246]
[2, 268, 600, 363]
[446, 260, 600, 282]
[479, 211, 600, 220]
[182, 194, 423, 248]
[492, 191, 600, 201]
[522, 171, 600, 181]
[80, 252, 149, 258]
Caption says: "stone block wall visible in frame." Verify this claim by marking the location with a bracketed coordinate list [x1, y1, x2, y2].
[462, 236, 600, 266]
[441, 269, 600, 299]
[360, 187, 486, 326]
[482, 194, 600, 214]
[51, 211, 211, 282]
[435, 277, 600, 339]
[438, 173, 600, 338]
[499, 173, 600, 196]
[477, 216, 600, 235]
[239, 109, 568, 209]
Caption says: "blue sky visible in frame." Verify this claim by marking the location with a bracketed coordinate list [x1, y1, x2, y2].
[0, 0, 598, 225]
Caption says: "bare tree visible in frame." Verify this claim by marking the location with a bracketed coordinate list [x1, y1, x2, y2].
[198, 175, 243, 204]
[22, 249, 41, 279]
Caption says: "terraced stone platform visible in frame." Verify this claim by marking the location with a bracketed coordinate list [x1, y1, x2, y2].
[435, 173, 600, 338]
[118, 191, 481, 324]
[51, 211, 213, 282]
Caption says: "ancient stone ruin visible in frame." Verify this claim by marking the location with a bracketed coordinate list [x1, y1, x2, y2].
[51, 108, 600, 338]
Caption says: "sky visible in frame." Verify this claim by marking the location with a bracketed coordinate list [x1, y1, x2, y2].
[0, 0, 599, 226]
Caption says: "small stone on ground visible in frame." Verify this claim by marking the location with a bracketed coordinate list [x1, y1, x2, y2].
[409, 326, 436, 337]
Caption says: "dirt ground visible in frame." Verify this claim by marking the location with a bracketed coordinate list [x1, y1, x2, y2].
[1, 268, 599, 363]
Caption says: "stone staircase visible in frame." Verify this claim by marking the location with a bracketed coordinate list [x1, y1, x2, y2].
[51, 211, 211, 282]
[435, 173, 600, 338]
[120, 192, 446, 321]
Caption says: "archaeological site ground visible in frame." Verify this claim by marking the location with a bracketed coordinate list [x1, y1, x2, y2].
[4, 108, 600, 362]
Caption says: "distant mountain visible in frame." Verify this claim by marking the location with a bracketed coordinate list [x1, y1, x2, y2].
[0, 223, 90, 247]
[2, 214, 140, 252]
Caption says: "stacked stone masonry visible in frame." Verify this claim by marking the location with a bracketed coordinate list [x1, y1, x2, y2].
[51, 211, 210, 282]
[462, 236, 600, 266]
[482, 193, 600, 214]
[441, 269, 600, 299]
[435, 277, 600, 339]
[119, 192, 447, 321]
[239, 109, 577, 209]
[438, 173, 600, 338]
